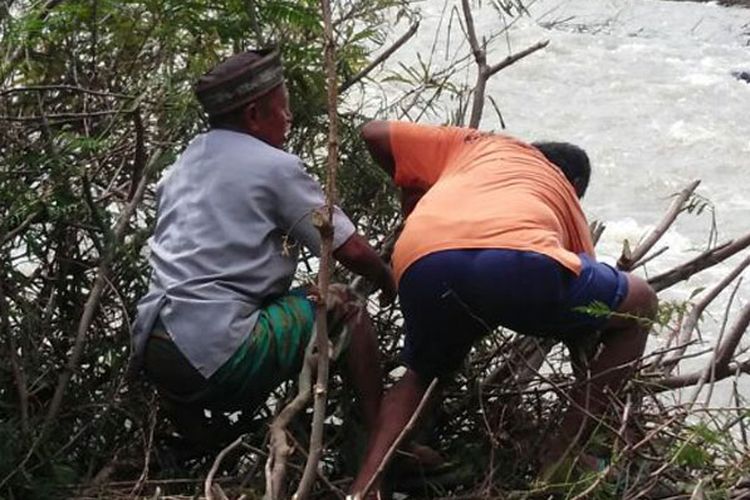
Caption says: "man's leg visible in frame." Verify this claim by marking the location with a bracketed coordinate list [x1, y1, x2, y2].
[545, 273, 657, 467]
[327, 284, 384, 431]
[348, 250, 491, 497]
[349, 368, 431, 496]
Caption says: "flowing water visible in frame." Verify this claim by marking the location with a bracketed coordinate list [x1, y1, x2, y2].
[373, 0, 750, 404]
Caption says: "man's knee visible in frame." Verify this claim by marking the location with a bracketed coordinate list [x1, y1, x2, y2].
[326, 283, 366, 323]
[624, 275, 658, 318]
[611, 274, 658, 330]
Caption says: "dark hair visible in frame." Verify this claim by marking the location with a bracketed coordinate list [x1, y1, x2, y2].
[532, 141, 591, 198]
[208, 106, 246, 129]
[207, 93, 274, 130]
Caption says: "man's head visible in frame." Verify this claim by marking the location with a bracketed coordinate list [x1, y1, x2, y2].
[532, 141, 591, 198]
[195, 48, 292, 148]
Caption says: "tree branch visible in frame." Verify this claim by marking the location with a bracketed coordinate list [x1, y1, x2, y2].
[265, 344, 315, 499]
[293, 1, 340, 497]
[618, 180, 700, 271]
[649, 304, 750, 391]
[339, 21, 420, 94]
[461, 0, 487, 128]
[659, 255, 750, 374]
[648, 231, 750, 292]
[205, 435, 244, 500]
[43, 147, 163, 430]
[358, 378, 439, 500]
[486, 39, 549, 77]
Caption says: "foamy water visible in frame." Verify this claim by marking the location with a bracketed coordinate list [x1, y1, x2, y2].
[367, 0, 750, 403]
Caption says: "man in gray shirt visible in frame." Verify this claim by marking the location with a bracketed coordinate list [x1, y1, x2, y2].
[130, 48, 396, 451]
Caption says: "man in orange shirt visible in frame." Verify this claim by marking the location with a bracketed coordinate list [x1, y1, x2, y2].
[349, 121, 658, 496]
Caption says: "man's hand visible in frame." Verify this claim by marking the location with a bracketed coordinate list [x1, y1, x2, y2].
[334, 234, 397, 304]
[376, 266, 397, 306]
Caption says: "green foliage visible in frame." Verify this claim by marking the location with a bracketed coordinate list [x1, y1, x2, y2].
[0, 0, 411, 496]
[1, 1, 745, 498]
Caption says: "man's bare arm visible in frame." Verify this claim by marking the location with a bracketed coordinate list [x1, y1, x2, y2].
[361, 120, 395, 177]
[362, 120, 425, 217]
[333, 233, 397, 304]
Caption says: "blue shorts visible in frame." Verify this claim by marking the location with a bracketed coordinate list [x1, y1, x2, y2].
[399, 249, 629, 379]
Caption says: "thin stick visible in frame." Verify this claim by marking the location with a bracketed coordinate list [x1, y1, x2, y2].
[265, 341, 315, 499]
[293, 1, 339, 497]
[486, 39, 549, 77]
[358, 378, 439, 500]
[130, 400, 157, 497]
[714, 301, 750, 371]
[617, 180, 700, 270]
[660, 254, 750, 373]
[649, 231, 750, 292]
[339, 21, 420, 93]
[205, 435, 245, 500]
[460, 0, 548, 128]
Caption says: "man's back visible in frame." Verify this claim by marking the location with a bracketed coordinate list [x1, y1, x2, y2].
[388, 122, 594, 282]
[132, 129, 355, 377]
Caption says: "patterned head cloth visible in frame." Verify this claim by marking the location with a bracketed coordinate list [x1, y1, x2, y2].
[195, 48, 284, 117]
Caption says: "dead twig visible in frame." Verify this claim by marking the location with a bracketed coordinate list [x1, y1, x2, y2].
[339, 21, 420, 94]
[205, 435, 245, 500]
[618, 180, 700, 271]
[264, 341, 315, 499]
[293, 1, 340, 497]
[648, 231, 750, 292]
[659, 255, 750, 374]
[358, 377, 439, 500]
[460, 0, 548, 128]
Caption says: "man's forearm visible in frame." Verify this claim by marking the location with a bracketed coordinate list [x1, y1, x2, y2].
[334, 234, 392, 285]
[361, 120, 395, 177]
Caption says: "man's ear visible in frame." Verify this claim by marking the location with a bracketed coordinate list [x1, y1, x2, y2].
[243, 102, 260, 131]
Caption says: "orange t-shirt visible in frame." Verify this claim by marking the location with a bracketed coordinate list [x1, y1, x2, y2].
[390, 121, 595, 283]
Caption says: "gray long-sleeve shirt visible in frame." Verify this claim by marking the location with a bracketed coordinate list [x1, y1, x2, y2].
[130, 129, 355, 378]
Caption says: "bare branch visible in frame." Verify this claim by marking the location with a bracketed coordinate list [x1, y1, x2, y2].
[715, 302, 750, 371]
[648, 231, 750, 292]
[486, 39, 549, 77]
[1, 209, 41, 246]
[659, 255, 750, 374]
[461, 0, 487, 128]
[293, 1, 340, 497]
[358, 378, 439, 500]
[649, 305, 750, 392]
[650, 358, 750, 392]
[265, 347, 315, 499]
[205, 435, 244, 500]
[339, 21, 420, 94]
[43, 148, 164, 429]
[618, 180, 700, 271]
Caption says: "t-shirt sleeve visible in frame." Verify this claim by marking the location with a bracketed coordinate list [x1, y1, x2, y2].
[389, 121, 473, 189]
[274, 158, 356, 257]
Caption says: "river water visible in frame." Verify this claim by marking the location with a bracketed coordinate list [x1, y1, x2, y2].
[371, 0, 750, 404]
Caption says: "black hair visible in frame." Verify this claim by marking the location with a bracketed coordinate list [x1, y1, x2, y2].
[532, 141, 591, 198]
[207, 92, 275, 130]
[208, 106, 246, 129]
